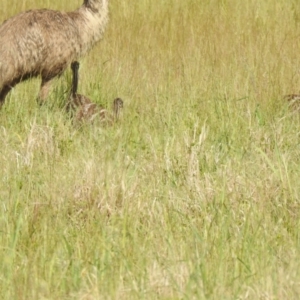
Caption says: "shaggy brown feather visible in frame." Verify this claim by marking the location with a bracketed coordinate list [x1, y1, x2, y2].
[0, 0, 109, 106]
[75, 98, 124, 124]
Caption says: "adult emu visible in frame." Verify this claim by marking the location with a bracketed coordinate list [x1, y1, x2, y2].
[0, 0, 109, 107]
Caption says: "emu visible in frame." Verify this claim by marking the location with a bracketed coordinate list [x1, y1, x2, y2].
[284, 94, 300, 110]
[68, 61, 123, 124]
[0, 0, 109, 107]
[75, 97, 124, 124]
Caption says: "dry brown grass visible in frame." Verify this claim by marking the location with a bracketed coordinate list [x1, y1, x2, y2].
[0, 0, 300, 299]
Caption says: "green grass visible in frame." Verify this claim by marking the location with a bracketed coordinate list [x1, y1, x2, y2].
[1, 0, 300, 299]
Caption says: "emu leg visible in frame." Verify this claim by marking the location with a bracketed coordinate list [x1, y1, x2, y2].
[0, 85, 12, 108]
[37, 77, 55, 105]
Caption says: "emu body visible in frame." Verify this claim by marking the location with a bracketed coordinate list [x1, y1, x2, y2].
[75, 97, 124, 124]
[284, 94, 300, 110]
[0, 0, 109, 106]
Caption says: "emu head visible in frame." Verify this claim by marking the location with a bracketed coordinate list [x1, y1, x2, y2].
[113, 98, 124, 119]
[83, 0, 108, 13]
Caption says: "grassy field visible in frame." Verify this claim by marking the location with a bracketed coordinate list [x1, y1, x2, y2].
[1, 0, 300, 299]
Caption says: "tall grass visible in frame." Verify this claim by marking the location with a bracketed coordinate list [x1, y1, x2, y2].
[1, 0, 300, 298]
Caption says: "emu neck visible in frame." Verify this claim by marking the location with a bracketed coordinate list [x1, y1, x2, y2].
[74, 0, 109, 57]
[114, 106, 120, 120]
